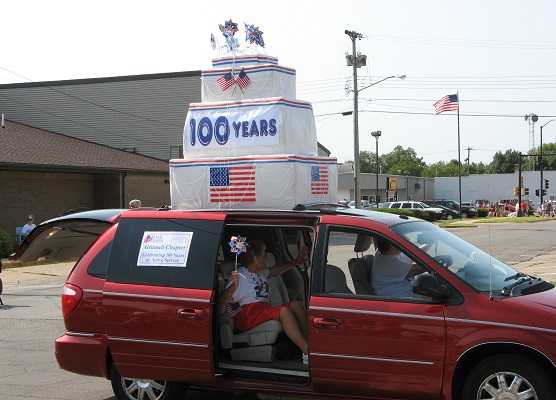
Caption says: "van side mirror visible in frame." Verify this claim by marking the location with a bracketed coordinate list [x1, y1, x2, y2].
[412, 274, 451, 299]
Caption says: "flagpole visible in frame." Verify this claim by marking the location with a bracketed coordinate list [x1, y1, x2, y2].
[457, 90, 462, 219]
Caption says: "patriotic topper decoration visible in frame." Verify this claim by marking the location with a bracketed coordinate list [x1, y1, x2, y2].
[228, 235, 249, 255]
[212, 20, 266, 54]
[245, 23, 265, 48]
[219, 19, 239, 52]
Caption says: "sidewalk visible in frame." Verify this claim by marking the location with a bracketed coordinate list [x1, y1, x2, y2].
[1, 261, 75, 291]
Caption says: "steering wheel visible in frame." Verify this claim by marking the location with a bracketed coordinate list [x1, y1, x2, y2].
[433, 255, 453, 268]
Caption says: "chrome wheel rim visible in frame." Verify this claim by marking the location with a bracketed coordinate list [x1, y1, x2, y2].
[477, 371, 537, 400]
[121, 377, 167, 400]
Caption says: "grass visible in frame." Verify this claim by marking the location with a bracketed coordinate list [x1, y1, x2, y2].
[437, 215, 554, 228]
[1, 257, 77, 270]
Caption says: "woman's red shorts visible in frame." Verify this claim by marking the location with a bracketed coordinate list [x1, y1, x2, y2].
[234, 301, 292, 332]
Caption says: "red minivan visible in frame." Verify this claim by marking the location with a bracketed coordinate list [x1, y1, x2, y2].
[19, 207, 556, 399]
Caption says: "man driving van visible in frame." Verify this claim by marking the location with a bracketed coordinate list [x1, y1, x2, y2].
[371, 237, 426, 298]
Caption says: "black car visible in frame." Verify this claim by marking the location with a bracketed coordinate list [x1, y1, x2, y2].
[432, 204, 460, 220]
[422, 199, 478, 218]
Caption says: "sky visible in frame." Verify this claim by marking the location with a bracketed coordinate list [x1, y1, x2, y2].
[2, 0, 556, 165]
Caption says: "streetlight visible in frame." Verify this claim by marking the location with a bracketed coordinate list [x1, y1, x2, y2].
[371, 130, 382, 204]
[345, 28, 406, 209]
[540, 119, 556, 206]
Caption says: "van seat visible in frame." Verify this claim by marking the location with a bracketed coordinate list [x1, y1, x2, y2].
[217, 253, 286, 362]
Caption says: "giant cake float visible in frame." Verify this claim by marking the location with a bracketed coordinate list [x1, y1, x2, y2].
[170, 20, 338, 209]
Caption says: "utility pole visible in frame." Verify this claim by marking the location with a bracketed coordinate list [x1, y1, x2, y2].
[345, 30, 363, 209]
[464, 147, 473, 175]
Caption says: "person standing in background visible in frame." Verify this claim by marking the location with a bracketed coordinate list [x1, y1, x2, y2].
[21, 215, 36, 238]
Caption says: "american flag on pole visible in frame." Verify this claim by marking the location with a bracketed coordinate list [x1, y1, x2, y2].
[217, 71, 234, 91]
[433, 94, 458, 114]
[311, 165, 329, 195]
[235, 68, 251, 89]
[210, 165, 256, 202]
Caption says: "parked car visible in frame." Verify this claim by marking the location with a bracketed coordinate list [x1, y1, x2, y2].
[423, 199, 478, 218]
[348, 200, 372, 209]
[432, 204, 460, 220]
[12, 208, 556, 400]
[385, 200, 445, 220]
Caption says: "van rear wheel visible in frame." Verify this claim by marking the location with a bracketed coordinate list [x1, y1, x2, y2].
[110, 364, 188, 400]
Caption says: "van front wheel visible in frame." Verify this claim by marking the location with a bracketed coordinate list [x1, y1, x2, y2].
[110, 364, 188, 400]
[462, 355, 555, 400]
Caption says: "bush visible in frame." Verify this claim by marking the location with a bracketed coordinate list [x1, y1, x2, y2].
[477, 208, 490, 217]
[0, 230, 14, 258]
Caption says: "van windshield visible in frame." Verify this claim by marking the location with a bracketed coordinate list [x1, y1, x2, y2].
[391, 221, 550, 296]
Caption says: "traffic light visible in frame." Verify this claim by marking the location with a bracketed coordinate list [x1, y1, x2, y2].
[520, 176, 524, 187]
[524, 188, 529, 195]
[535, 189, 540, 196]
[543, 179, 550, 189]
[543, 189, 547, 196]
[513, 187, 519, 196]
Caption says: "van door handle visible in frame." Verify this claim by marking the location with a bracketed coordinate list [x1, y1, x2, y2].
[313, 317, 343, 329]
[177, 309, 206, 320]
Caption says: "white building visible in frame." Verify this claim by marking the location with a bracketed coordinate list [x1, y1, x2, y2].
[435, 170, 556, 206]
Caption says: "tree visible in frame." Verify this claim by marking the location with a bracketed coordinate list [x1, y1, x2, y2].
[534, 142, 556, 171]
[359, 150, 378, 173]
[488, 149, 524, 174]
[468, 162, 489, 175]
[380, 146, 426, 176]
[422, 159, 471, 177]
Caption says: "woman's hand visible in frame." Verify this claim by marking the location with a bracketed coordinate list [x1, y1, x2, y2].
[229, 270, 239, 286]
[294, 247, 309, 266]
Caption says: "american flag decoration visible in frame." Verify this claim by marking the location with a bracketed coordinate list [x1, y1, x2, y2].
[217, 72, 234, 91]
[227, 301, 242, 318]
[210, 165, 256, 202]
[311, 165, 329, 195]
[235, 68, 251, 89]
[433, 94, 458, 114]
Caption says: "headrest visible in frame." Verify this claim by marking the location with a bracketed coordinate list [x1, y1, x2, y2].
[470, 251, 491, 267]
[218, 261, 236, 280]
[265, 252, 276, 268]
[354, 234, 373, 253]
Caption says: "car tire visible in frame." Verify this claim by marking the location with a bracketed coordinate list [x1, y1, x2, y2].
[446, 214, 453, 220]
[110, 364, 188, 400]
[461, 212, 469, 218]
[462, 354, 556, 400]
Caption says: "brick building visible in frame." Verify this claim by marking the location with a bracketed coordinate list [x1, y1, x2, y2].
[0, 120, 169, 243]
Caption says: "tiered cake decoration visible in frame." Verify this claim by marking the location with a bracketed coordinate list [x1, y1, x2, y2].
[170, 20, 338, 209]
